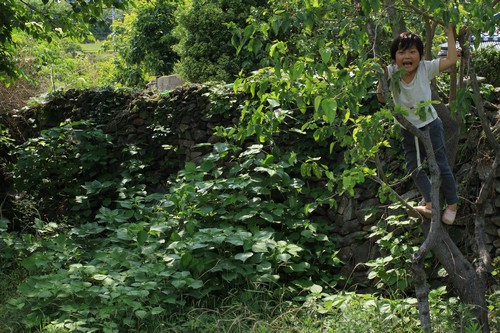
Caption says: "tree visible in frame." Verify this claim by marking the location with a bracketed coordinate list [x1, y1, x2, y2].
[232, 0, 499, 331]
[0, 0, 132, 85]
[108, 0, 180, 87]
[173, 0, 267, 83]
[128, 0, 179, 77]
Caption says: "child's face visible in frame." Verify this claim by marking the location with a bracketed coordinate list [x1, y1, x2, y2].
[395, 45, 421, 76]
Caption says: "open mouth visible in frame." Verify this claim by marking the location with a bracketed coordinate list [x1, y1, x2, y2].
[402, 61, 413, 67]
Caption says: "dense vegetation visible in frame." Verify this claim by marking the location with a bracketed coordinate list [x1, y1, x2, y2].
[1, 0, 499, 332]
[1, 82, 498, 332]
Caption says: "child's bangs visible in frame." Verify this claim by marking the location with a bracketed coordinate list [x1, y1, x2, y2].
[398, 33, 419, 51]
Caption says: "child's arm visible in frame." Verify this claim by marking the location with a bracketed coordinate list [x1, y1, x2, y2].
[439, 24, 458, 72]
[377, 80, 386, 103]
[377, 64, 388, 104]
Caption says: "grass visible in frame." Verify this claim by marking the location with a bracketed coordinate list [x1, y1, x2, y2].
[134, 289, 500, 333]
[0, 262, 27, 333]
[0, 269, 498, 332]
[80, 42, 104, 53]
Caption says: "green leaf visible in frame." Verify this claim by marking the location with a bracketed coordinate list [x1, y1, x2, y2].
[137, 230, 148, 246]
[171, 279, 186, 288]
[290, 62, 305, 81]
[135, 310, 148, 319]
[235, 252, 253, 262]
[188, 279, 204, 289]
[151, 307, 165, 315]
[321, 98, 337, 123]
[259, 212, 274, 222]
[256, 261, 272, 272]
[252, 242, 268, 253]
[235, 209, 257, 220]
[267, 98, 280, 109]
[319, 48, 332, 64]
[314, 96, 322, 113]
[310, 284, 323, 293]
[276, 253, 291, 262]
[0, 217, 10, 231]
[285, 262, 310, 272]
[214, 142, 229, 154]
[368, 270, 378, 280]
[222, 272, 238, 281]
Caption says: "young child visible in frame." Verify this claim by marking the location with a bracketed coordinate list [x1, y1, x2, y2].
[377, 26, 459, 225]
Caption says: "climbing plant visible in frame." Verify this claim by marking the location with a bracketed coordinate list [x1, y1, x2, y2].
[230, 0, 499, 331]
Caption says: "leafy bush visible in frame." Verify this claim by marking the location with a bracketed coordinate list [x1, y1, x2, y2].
[366, 206, 422, 295]
[2, 141, 344, 331]
[473, 45, 500, 87]
[173, 0, 267, 83]
[10, 120, 157, 225]
[109, 0, 180, 87]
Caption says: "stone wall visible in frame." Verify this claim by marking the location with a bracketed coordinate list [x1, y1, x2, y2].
[1, 84, 499, 287]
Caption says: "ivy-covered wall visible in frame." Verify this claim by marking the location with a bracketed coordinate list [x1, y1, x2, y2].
[1, 84, 498, 289]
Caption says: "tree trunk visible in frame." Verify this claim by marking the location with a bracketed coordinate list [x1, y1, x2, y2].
[368, 6, 494, 331]
[394, 112, 490, 333]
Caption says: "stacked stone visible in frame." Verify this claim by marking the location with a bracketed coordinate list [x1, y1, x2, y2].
[1, 83, 498, 286]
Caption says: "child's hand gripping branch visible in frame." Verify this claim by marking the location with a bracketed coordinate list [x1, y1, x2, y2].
[377, 24, 459, 225]
[439, 24, 459, 72]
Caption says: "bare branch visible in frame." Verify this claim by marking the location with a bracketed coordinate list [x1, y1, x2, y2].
[401, 0, 446, 26]
[469, 65, 496, 294]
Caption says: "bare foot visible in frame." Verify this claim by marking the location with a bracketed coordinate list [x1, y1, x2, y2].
[414, 203, 432, 219]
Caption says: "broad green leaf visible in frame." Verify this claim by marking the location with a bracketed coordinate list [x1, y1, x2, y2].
[310, 284, 323, 293]
[321, 98, 337, 123]
[249, 39, 263, 55]
[319, 48, 332, 64]
[254, 166, 276, 177]
[235, 209, 257, 220]
[135, 310, 148, 319]
[171, 279, 186, 288]
[259, 212, 274, 222]
[188, 279, 204, 289]
[267, 98, 280, 109]
[290, 62, 305, 81]
[276, 253, 291, 262]
[256, 261, 272, 272]
[235, 252, 253, 262]
[286, 262, 310, 272]
[151, 307, 165, 315]
[222, 272, 238, 281]
[314, 96, 322, 113]
[252, 242, 268, 253]
[136, 230, 148, 246]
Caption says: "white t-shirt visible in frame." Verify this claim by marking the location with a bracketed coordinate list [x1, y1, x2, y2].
[388, 59, 441, 128]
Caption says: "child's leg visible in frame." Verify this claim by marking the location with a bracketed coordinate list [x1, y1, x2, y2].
[427, 119, 459, 205]
[428, 118, 458, 224]
[401, 127, 432, 203]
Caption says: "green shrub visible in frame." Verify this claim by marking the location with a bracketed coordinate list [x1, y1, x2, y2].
[366, 207, 422, 295]
[473, 45, 500, 87]
[10, 120, 157, 225]
[173, 0, 267, 83]
[110, 0, 180, 86]
[3, 142, 345, 331]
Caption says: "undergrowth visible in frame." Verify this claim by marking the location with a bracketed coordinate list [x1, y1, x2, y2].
[1, 272, 498, 333]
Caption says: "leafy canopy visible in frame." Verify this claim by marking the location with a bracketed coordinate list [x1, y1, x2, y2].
[0, 0, 133, 84]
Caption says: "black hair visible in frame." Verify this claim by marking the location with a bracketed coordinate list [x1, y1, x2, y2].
[390, 32, 424, 60]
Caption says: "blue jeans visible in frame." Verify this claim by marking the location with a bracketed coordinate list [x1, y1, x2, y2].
[401, 118, 458, 205]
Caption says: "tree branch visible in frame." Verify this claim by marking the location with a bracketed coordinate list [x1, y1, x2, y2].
[401, 0, 446, 26]
[469, 66, 496, 319]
